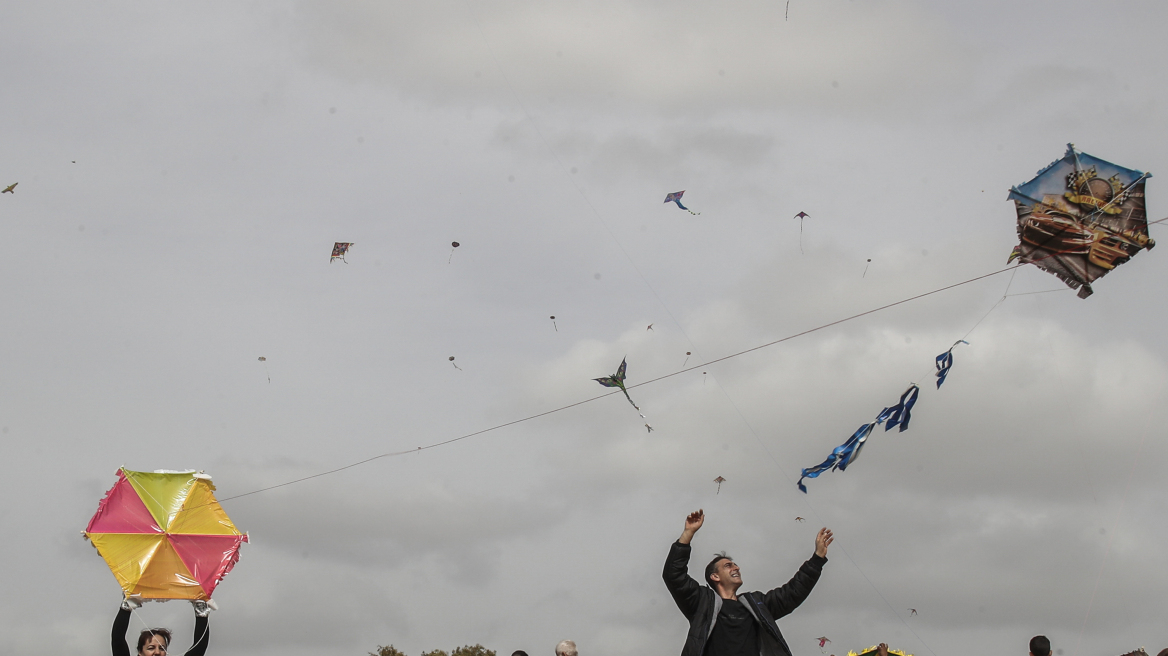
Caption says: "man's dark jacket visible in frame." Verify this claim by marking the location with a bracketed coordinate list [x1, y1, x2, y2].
[662, 540, 826, 656]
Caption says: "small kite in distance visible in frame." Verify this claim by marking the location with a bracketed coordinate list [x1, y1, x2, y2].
[713, 476, 726, 494]
[550, 315, 558, 331]
[862, 258, 872, 278]
[449, 241, 460, 264]
[664, 191, 699, 215]
[2, 183, 16, 194]
[794, 212, 810, 254]
[795, 517, 806, 522]
[646, 324, 654, 331]
[449, 356, 462, 371]
[594, 357, 643, 415]
[817, 637, 831, 650]
[683, 351, 692, 367]
[908, 608, 918, 616]
[257, 356, 269, 383]
[331, 242, 352, 262]
[645, 423, 654, 433]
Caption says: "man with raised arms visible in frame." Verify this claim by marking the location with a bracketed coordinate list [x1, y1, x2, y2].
[663, 509, 832, 656]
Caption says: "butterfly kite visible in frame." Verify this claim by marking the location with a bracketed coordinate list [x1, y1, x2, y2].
[664, 191, 699, 215]
[1008, 144, 1155, 298]
[594, 357, 644, 416]
[331, 242, 353, 263]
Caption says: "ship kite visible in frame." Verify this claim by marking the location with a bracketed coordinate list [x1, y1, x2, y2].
[664, 191, 699, 215]
[1008, 144, 1155, 298]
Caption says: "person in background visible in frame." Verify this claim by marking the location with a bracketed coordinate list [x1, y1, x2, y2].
[1030, 636, 1051, 656]
[555, 640, 578, 656]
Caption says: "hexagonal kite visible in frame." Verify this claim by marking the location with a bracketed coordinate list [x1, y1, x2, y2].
[84, 468, 247, 600]
[1008, 144, 1156, 298]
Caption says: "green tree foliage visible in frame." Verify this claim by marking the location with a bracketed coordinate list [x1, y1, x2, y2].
[370, 647, 408, 656]
[451, 645, 495, 656]
[420, 651, 449, 656]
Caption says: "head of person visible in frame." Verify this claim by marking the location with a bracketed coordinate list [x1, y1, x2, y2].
[1029, 635, 1051, 656]
[555, 640, 577, 656]
[512, 652, 529, 656]
[137, 629, 172, 656]
[705, 552, 742, 597]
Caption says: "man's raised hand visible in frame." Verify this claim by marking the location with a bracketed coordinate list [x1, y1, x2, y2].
[679, 509, 705, 544]
[815, 527, 834, 558]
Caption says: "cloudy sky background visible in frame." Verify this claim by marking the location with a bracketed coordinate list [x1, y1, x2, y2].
[1, 1, 1166, 655]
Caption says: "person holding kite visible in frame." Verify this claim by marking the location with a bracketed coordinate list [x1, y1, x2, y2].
[112, 596, 215, 656]
[663, 509, 832, 656]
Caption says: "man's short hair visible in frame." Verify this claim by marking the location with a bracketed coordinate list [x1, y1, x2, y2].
[1030, 635, 1051, 656]
[555, 640, 577, 656]
[512, 652, 529, 656]
[705, 552, 732, 586]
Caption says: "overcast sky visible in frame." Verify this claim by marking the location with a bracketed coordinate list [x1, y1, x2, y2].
[2, 2, 1166, 656]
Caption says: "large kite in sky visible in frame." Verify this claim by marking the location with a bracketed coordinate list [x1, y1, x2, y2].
[84, 468, 247, 600]
[1008, 144, 1155, 298]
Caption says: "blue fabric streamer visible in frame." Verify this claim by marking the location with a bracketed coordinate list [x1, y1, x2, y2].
[935, 340, 969, 388]
[884, 385, 919, 432]
[797, 388, 918, 493]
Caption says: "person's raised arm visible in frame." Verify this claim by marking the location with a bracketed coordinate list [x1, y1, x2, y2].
[111, 595, 140, 656]
[762, 527, 833, 619]
[184, 600, 215, 656]
[815, 527, 833, 558]
[679, 509, 704, 545]
[664, 509, 706, 619]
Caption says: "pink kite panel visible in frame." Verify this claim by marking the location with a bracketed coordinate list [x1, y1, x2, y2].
[86, 470, 161, 534]
[169, 534, 247, 597]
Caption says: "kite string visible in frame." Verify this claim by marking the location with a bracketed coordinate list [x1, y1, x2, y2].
[219, 265, 1019, 499]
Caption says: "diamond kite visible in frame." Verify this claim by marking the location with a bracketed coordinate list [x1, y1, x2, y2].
[1008, 144, 1155, 298]
[331, 242, 353, 263]
[83, 468, 247, 600]
[664, 190, 699, 215]
[713, 476, 726, 494]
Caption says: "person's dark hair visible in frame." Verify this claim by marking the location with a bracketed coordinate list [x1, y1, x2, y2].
[1156, 650, 1168, 656]
[1029, 635, 1051, 656]
[512, 652, 529, 656]
[137, 628, 172, 653]
[705, 552, 732, 586]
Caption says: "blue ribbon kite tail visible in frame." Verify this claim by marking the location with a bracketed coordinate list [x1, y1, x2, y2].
[935, 340, 970, 389]
[884, 385, 919, 432]
[797, 385, 922, 493]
